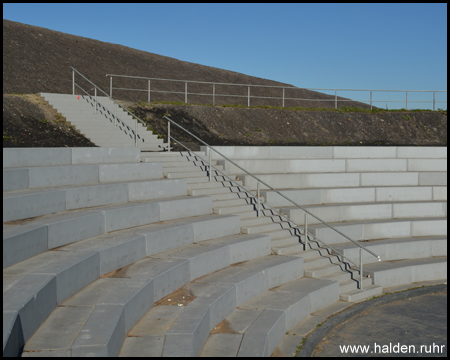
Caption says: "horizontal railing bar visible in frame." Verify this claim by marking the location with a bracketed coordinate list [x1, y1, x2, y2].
[107, 74, 446, 93]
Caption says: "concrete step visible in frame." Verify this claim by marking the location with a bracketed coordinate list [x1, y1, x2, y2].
[200, 277, 339, 357]
[242, 220, 293, 235]
[3, 195, 213, 269]
[213, 204, 256, 215]
[339, 284, 383, 302]
[166, 169, 229, 179]
[3, 178, 187, 222]
[186, 179, 244, 190]
[187, 186, 245, 196]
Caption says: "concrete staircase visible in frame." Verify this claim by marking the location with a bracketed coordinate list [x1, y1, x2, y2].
[3, 144, 446, 357]
[40, 93, 168, 150]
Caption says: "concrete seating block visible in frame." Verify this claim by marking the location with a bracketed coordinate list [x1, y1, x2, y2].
[430, 238, 447, 256]
[433, 187, 447, 201]
[3, 168, 29, 191]
[3, 274, 57, 343]
[212, 234, 272, 264]
[3, 189, 66, 222]
[360, 172, 419, 186]
[103, 202, 160, 232]
[2, 311, 24, 357]
[334, 147, 397, 159]
[408, 159, 447, 172]
[376, 186, 433, 202]
[397, 147, 447, 158]
[159, 196, 211, 221]
[99, 162, 163, 183]
[311, 223, 364, 245]
[127, 179, 186, 202]
[411, 219, 447, 237]
[3, 224, 47, 269]
[3, 148, 71, 168]
[190, 215, 240, 242]
[412, 258, 447, 282]
[393, 202, 446, 218]
[363, 220, 412, 240]
[28, 165, 99, 189]
[286, 159, 346, 173]
[70, 147, 141, 164]
[346, 159, 407, 172]
[322, 188, 376, 204]
[65, 183, 128, 210]
[71, 304, 125, 357]
[237, 309, 286, 357]
[262, 189, 322, 207]
[419, 172, 447, 186]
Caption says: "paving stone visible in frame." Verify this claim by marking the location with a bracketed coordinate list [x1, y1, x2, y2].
[129, 305, 185, 337]
[119, 336, 165, 357]
[200, 334, 243, 357]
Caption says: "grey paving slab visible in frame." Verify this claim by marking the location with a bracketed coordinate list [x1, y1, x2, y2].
[119, 336, 165, 357]
[71, 304, 125, 357]
[200, 333, 243, 357]
[24, 306, 94, 351]
[214, 308, 263, 334]
[129, 305, 185, 336]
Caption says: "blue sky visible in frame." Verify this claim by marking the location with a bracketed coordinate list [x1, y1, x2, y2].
[3, 3, 447, 109]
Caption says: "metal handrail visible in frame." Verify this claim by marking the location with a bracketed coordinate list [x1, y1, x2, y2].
[107, 73, 447, 110]
[163, 115, 381, 289]
[71, 67, 153, 147]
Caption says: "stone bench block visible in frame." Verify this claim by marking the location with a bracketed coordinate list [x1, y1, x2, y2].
[3, 148, 71, 168]
[393, 202, 446, 218]
[3, 168, 29, 191]
[127, 178, 186, 202]
[360, 172, 419, 186]
[433, 186, 447, 201]
[70, 147, 140, 165]
[376, 186, 433, 202]
[346, 159, 407, 172]
[411, 219, 447, 237]
[419, 172, 447, 186]
[159, 195, 211, 221]
[99, 162, 163, 183]
[65, 183, 128, 210]
[408, 159, 447, 172]
[28, 165, 99, 189]
[335, 147, 397, 159]
[397, 147, 447, 158]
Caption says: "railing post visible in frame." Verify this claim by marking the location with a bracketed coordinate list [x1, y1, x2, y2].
[185, 82, 187, 104]
[433, 92, 435, 111]
[148, 80, 151, 103]
[257, 181, 260, 217]
[359, 248, 363, 290]
[304, 213, 308, 250]
[213, 84, 215, 106]
[72, 70, 75, 95]
[94, 87, 97, 114]
[167, 120, 170, 152]
[282, 88, 285, 107]
[208, 147, 211, 182]
[114, 102, 117, 129]
[248, 86, 250, 107]
[110, 76, 112, 98]
[370, 91, 373, 110]
[335, 90, 337, 109]
[406, 91, 408, 110]
[135, 119, 138, 147]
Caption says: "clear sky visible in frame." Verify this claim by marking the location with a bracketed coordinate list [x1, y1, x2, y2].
[3, 3, 447, 109]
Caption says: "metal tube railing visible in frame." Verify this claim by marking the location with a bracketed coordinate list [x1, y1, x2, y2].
[168, 131, 368, 284]
[163, 115, 380, 290]
[106, 73, 446, 110]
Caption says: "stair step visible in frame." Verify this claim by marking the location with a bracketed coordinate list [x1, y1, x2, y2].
[340, 284, 383, 302]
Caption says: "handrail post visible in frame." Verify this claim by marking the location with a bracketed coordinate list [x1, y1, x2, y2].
[185, 82, 187, 104]
[359, 248, 363, 290]
[213, 84, 215, 106]
[406, 91, 408, 110]
[433, 92, 435, 111]
[148, 80, 151, 103]
[208, 147, 211, 181]
[257, 181, 260, 217]
[282, 88, 285, 107]
[135, 119, 138, 147]
[370, 91, 372, 110]
[94, 87, 97, 114]
[114, 103, 117, 129]
[335, 90, 337, 109]
[304, 213, 308, 250]
[110, 76, 112, 98]
[167, 121, 170, 152]
[72, 70, 75, 95]
[248, 86, 250, 107]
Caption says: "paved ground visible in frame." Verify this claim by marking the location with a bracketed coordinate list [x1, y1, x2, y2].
[312, 292, 447, 357]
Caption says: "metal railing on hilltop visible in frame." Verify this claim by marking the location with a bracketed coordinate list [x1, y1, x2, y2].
[70, 67, 380, 290]
[106, 73, 447, 111]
